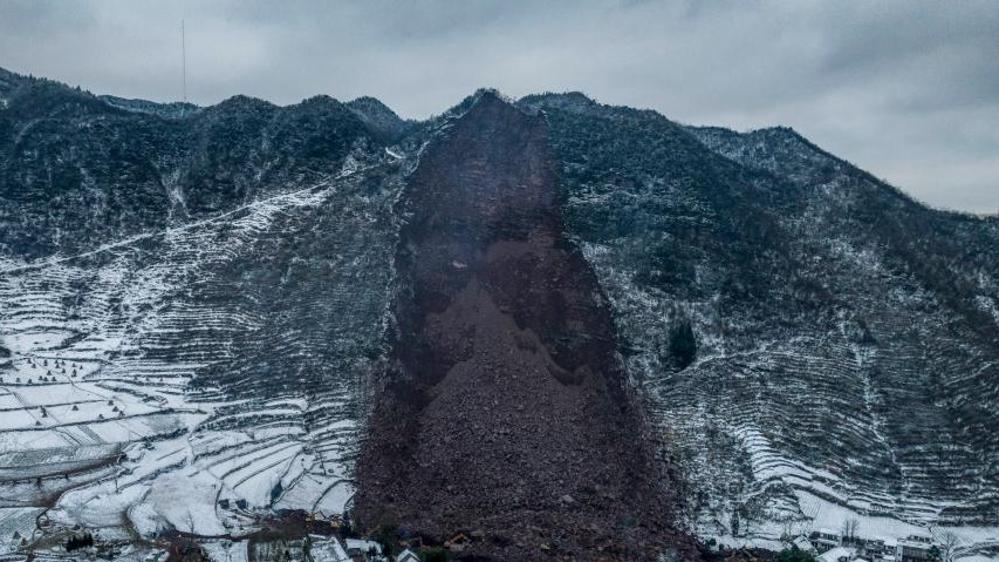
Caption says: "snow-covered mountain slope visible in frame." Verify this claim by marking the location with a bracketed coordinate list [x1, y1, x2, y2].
[1, 69, 997, 560]
[0, 140, 405, 548]
[0, 71, 402, 259]
[521, 93, 999, 550]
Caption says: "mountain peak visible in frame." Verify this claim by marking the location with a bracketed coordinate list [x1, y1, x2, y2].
[518, 90, 598, 113]
[0, 65, 20, 83]
[347, 95, 395, 114]
[99, 95, 200, 118]
[210, 94, 277, 112]
[346, 95, 409, 141]
[438, 88, 518, 120]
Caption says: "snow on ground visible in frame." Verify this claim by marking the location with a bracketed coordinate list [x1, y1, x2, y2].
[143, 471, 227, 536]
[0, 508, 44, 553]
[1, 176, 372, 550]
[799, 491, 999, 556]
[201, 540, 249, 562]
[311, 536, 350, 562]
[692, 427, 999, 560]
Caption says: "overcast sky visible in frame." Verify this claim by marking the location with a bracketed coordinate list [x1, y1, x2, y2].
[1, 1, 996, 213]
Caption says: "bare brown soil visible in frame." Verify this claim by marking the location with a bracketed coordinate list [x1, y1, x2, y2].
[354, 93, 697, 561]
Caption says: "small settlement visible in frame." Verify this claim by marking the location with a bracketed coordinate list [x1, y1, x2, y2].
[785, 526, 943, 562]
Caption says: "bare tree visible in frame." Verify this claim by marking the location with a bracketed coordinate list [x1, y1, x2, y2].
[782, 518, 808, 542]
[841, 518, 860, 544]
[781, 519, 796, 541]
[937, 531, 961, 562]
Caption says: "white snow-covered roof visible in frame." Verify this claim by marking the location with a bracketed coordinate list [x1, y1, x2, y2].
[819, 546, 854, 562]
[396, 549, 420, 562]
[794, 536, 814, 550]
[345, 538, 382, 554]
[309, 536, 349, 562]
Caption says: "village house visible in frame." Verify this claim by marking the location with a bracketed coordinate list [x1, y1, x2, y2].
[820, 546, 855, 562]
[882, 539, 898, 561]
[344, 538, 384, 562]
[895, 533, 934, 562]
[811, 528, 842, 553]
[793, 535, 818, 555]
[395, 548, 420, 562]
[308, 534, 350, 562]
[861, 538, 890, 561]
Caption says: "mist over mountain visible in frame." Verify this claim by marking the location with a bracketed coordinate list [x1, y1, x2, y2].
[1, 68, 997, 562]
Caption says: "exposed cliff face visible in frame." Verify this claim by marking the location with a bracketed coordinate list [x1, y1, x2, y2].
[354, 92, 695, 561]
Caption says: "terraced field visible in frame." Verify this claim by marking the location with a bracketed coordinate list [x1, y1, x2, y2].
[0, 147, 404, 551]
[527, 95, 999, 551]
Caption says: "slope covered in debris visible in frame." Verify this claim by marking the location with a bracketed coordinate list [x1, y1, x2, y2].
[353, 91, 695, 560]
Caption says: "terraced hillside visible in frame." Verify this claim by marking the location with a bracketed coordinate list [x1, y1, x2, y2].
[521, 93, 999, 549]
[0, 153, 404, 542]
[0, 68, 411, 554]
[1, 68, 997, 560]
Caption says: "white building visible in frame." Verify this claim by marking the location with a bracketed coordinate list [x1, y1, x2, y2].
[819, 546, 855, 562]
[812, 528, 842, 552]
[345, 538, 384, 561]
[396, 549, 420, 562]
[794, 536, 817, 554]
[309, 534, 350, 562]
[895, 534, 934, 562]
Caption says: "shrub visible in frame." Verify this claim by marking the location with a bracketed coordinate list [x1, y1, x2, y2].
[421, 546, 449, 562]
[777, 548, 818, 562]
[669, 320, 697, 370]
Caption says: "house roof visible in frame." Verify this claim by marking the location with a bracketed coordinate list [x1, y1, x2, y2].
[345, 538, 382, 554]
[819, 546, 854, 562]
[309, 537, 350, 562]
[794, 536, 814, 549]
[396, 549, 420, 562]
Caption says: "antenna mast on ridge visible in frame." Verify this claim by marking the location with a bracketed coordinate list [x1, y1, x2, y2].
[181, 19, 187, 102]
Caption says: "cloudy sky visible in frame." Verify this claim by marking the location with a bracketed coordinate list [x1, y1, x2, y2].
[1, 1, 996, 213]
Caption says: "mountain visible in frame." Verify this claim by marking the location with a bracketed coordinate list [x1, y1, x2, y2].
[0, 69, 997, 562]
[346, 95, 412, 142]
[98, 95, 200, 119]
[522, 95, 999, 537]
[0, 75, 381, 258]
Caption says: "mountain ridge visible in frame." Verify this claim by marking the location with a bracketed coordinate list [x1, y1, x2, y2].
[1, 68, 997, 561]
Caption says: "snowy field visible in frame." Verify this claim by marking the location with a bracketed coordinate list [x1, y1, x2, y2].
[0, 157, 392, 557]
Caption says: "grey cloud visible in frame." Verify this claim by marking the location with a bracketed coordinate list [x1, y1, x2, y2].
[0, 0, 996, 213]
